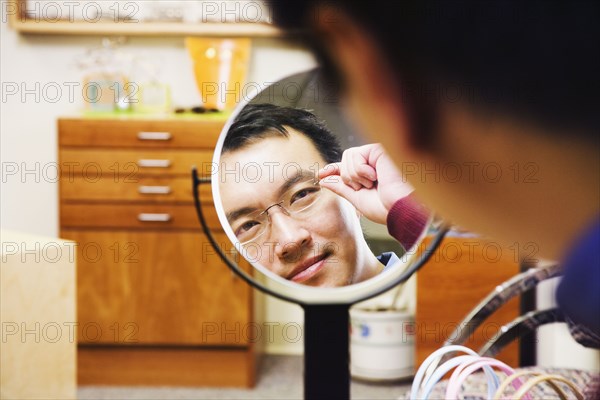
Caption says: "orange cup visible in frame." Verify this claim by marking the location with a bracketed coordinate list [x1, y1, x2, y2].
[185, 37, 252, 110]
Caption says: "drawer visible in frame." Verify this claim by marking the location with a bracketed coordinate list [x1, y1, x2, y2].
[59, 149, 215, 177]
[60, 176, 216, 203]
[59, 118, 226, 149]
[61, 203, 223, 230]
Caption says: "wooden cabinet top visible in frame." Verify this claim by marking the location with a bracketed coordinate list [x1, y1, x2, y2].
[59, 114, 229, 149]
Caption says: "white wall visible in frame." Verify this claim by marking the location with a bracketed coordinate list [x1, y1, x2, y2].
[0, 24, 316, 236]
[0, 6, 315, 355]
[537, 277, 600, 371]
[3, 6, 598, 367]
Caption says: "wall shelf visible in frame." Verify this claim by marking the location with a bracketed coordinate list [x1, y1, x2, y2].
[8, 0, 288, 37]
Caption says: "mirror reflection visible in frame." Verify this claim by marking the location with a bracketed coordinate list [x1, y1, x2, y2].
[217, 69, 430, 288]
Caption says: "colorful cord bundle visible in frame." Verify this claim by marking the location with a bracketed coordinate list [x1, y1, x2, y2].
[410, 345, 584, 399]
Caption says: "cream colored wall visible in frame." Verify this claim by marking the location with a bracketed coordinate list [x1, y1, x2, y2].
[0, 8, 315, 356]
[536, 277, 600, 371]
[2, 6, 598, 367]
[0, 25, 316, 237]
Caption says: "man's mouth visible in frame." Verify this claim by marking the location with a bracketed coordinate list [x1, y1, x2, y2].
[288, 253, 330, 284]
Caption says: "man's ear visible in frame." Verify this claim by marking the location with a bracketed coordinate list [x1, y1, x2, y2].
[311, 5, 421, 160]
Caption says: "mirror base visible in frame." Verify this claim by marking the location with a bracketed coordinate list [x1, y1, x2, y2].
[303, 304, 351, 400]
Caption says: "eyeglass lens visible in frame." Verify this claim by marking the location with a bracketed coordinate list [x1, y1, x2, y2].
[232, 180, 322, 244]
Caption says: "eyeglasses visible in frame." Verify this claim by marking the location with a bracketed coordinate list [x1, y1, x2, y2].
[229, 179, 323, 245]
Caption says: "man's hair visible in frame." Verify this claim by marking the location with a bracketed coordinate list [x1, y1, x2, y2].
[223, 103, 343, 164]
[269, 1, 599, 140]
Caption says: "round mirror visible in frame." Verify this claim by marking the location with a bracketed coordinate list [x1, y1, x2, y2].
[208, 68, 433, 304]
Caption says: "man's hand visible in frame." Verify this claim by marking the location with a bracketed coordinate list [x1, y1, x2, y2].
[318, 143, 414, 225]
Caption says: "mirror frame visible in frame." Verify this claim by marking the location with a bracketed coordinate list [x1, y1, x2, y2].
[201, 71, 446, 304]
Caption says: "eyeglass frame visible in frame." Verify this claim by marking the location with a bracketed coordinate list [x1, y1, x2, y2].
[229, 178, 324, 246]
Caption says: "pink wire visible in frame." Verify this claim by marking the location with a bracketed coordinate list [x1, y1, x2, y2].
[445, 357, 528, 400]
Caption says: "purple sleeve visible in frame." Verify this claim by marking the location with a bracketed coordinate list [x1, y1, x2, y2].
[556, 219, 600, 337]
[386, 194, 430, 250]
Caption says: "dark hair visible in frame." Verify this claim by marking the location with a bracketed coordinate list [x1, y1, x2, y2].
[223, 103, 343, 164]
[269, 1, 599, 140]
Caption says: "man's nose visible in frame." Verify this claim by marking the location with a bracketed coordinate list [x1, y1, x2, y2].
[268, 210, 312, 261]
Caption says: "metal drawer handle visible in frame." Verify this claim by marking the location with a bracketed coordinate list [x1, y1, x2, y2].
[137, 131, 172, 141]
[137, 159, 171, 168]
[138, 186, 171, 195]
[137, 213, 171, 222]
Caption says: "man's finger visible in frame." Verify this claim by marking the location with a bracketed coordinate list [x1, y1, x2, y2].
[355, 164, 377, 188]
[339, 156, 363, 191]
[319, 175, 357, 202]
[318, 163, 341, 179]
[348, 148, 378, 188]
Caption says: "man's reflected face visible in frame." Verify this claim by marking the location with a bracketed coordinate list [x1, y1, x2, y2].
[219, 128, 363, 287]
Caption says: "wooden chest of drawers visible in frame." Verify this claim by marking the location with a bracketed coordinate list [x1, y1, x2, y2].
[58, 116, 256, 387]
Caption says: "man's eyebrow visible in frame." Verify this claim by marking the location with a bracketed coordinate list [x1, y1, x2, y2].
[227, 207, 258, 223]
[227, 169, 316, 222]
[276, 169, 316, 199]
